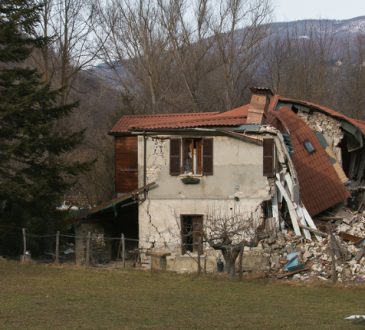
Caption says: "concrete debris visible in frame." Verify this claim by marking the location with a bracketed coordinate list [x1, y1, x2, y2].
[345, 315, 365, 324]
[260, 208, 365, 282]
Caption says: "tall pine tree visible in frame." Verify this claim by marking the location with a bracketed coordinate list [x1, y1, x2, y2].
[0, 0, 87, 255]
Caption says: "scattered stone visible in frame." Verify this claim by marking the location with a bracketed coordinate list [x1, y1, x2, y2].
[260, 207, 365, 281]
[292, 274, 302, 280]
[355, 248, 365, 261]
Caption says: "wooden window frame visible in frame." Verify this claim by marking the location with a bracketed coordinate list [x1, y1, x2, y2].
[170, 137, 213, 176]
[180, 214, 203, 255]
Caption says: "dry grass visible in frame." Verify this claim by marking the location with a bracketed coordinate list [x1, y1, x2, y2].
[0, 261, 364, 329]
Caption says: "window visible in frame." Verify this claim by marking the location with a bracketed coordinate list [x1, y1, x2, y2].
[183, 138, 202, 174]
[304, 140, 315, 154]
[181, 215, 203, 254]
[170, 138, 213, 176]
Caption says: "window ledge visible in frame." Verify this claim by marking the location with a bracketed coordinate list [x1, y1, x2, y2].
[179, 173, 203, 178]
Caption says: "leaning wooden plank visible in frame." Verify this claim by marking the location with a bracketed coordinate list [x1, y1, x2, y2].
[299, 225, 327, 238]
[301, 206, 322, 241]
[271, 190, 280, 229]
[355, 151, 365, 184]
[277, 267, 310, 279]
[284, 172, 295, 199]
[275, 180, 302, 236]
[297, 208, 312, 240]
[316, 216, 343, 221]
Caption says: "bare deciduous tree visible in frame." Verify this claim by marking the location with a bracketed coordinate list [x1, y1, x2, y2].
[211, 0, 272, 109]
[157, 0, 216, 112]
[96, 0, 171, 114]
[95, 0, 272, 114]
[204, 205, 264, 278]
[338, 33, 365, 119]
[262, 20, 338, 106]
[37, 0, 104, 103]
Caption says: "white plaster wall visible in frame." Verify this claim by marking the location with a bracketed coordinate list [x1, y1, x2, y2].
[138, 135, 269, 198]
[137, 135, 271, 272]
[139, 198, 264, 253]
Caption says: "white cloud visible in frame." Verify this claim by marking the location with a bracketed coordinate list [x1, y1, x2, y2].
[274, 0, 365, 21]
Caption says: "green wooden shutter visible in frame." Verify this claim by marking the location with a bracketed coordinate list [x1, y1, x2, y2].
[170, 138, 181, 176]
[263, 138, 275, 177]
[203, 138, 213, 175]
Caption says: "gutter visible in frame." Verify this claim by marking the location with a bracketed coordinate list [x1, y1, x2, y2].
[128, 127, 263, 146]
[215, 129, 263, 146]
[142, 133, 148, 202]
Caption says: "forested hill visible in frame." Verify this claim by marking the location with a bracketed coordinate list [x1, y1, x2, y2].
[89, 15, 365, 115]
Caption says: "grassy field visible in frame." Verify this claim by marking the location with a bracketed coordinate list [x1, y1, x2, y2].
[0, 261, 364, 329]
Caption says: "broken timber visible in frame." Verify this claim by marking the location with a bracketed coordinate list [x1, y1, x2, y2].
[275, 173, 320, 240]
[277, 267, 310, 279]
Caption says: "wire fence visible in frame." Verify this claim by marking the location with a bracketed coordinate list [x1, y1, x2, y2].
[5, 228, 141, 268]
[1, 228, 240, 274]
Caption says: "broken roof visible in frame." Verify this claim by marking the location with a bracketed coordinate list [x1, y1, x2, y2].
[270, 95, 365, 135]
[110, 96, 365, 137]
[66, 183, 157, 223]
[109, 92, 365, 216]
[267, 107, 350, 216]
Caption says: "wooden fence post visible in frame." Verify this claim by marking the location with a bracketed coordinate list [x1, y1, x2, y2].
[86, 231, 91, 266]
[55, 231, 60, 264]
[122, 233, 125, 268]
[329, 232, 338, 283]
[117, 233, 122, 260]
[238, 247, 244, 280]
[197, 236, 202, 275]
[22, 228, 26, 261]
[204, 253, 207, 273]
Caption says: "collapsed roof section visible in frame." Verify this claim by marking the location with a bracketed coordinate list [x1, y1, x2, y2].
[267, 107, 350, 216]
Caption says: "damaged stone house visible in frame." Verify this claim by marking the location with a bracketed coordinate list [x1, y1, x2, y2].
[74, 87, 365, 276]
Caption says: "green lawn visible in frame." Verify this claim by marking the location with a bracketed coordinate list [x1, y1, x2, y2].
[0, 261, 364, 329]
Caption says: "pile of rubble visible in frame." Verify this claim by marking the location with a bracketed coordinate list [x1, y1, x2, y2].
[260, 209, 365, 282]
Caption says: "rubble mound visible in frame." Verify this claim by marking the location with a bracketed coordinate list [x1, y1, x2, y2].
[261, 209, 365, 282]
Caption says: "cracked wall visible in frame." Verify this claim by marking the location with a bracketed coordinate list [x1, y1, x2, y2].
[138, 135, 272, 272]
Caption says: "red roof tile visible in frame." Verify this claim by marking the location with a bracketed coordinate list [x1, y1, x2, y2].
[267, 107, 350, 216]
[110, 105, 249, 134]
[110, 112, 218, 134]
[111, 95, 364, 135]
[214, 104, 249, 117]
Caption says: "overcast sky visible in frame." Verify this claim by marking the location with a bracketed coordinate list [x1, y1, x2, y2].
[274, 0, 365, 21]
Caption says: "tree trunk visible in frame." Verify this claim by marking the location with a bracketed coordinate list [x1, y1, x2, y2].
[222, 248, 239, 279]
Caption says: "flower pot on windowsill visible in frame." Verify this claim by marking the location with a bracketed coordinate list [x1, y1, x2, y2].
[181, 176, 200, 184]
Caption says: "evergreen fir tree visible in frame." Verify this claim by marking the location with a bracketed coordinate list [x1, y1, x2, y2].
[0, 0, 87, 255]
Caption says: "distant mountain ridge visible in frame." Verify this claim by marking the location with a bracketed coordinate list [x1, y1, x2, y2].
[267, 16, 365, 37]
[90, 16, 365, 88]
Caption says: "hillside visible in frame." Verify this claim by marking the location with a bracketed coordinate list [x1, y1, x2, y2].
[90, 16, 365, 90]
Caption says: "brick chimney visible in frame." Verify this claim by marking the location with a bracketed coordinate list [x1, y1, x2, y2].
[246, 87, 273, 124]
